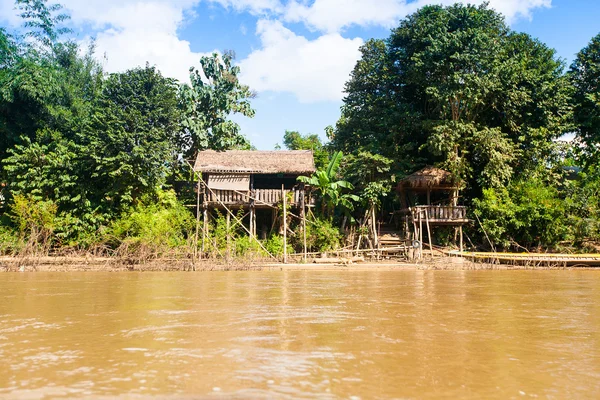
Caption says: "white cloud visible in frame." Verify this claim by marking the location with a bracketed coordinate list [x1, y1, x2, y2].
[210, 0, 282, 14]
[60, 0, 206, 83]
[239, 20, 363, 102]
[284, 0, 552, 33]
[1, 0, 552, 102]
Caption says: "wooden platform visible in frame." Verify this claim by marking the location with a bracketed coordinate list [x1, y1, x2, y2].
[454, 251, 600, 267]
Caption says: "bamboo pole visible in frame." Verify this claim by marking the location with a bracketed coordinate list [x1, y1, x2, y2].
[195, 176, 200, 260]
[300, 186, 307, 262]
[371, 205, 379, 249]
[425, 209, 433, 260]
[419, 210, 423, 259]
[202, 207, 207, 256]
[282, 184, 287, 264]
[226, 212, 231, 262]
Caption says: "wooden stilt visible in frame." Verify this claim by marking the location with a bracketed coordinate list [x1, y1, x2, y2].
[226, 212, 231, 261]
[282, 184, 287, 264]
[195, 177, 201, 260]
[300, 185, 307, 262]
[459, 225, 464, 254]
[202, 207, 207, 256]
[419, 211, 423, 259]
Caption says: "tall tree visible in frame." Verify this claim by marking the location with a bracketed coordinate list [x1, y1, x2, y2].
[85, 65, 181, 211]
[570, 33, 600, 165]
[332, 3, 572, 196]
[179, 51, 255, 157]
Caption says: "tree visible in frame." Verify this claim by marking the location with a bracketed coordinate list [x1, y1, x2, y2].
[85, 65, 181, 212]
[16, 0, 71, 49]
[332, 3, 572, 196]
[0, 0, 96, 163]
[179, 51, 254, 156]
[282, 130, 328, 169]
[570, 33, 600, 165]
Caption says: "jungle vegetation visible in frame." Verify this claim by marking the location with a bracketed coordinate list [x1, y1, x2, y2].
[1, 0, 600, 257]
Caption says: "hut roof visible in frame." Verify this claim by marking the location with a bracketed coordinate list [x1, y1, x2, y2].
[193, 150, 316, 175]
[397, 166, 458, 190]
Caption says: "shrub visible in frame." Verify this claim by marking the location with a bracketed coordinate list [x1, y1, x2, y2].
[9, 194, 58, 254]
[292, 217, 342, 253]
[105, 190, 195, 257]
[473, 178, 568, 249]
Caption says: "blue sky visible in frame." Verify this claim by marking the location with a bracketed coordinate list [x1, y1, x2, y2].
[1, 0, 598, 149]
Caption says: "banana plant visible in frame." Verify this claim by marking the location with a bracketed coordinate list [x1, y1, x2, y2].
[298, 151, 359, 218]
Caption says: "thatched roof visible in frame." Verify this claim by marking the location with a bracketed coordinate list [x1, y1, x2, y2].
[397, 166, 458, 190]
[193, 150, 316, 174]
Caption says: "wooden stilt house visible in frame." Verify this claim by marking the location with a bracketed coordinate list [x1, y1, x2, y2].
[396, 166, 468, 254]
[193, 150, 315, 240]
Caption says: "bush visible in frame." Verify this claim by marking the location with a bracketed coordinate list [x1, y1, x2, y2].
[292, 217, 342, 253]
[9, 194, 58, 254]
[473, 178, 568, 249]
[264, 234, 293, 257]
[105, 190, 195, 257]
[0, 226, 21, 255]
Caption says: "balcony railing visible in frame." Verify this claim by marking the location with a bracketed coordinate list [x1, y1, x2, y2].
[205, 188, 309, 206]
[405, 205, 468, 224]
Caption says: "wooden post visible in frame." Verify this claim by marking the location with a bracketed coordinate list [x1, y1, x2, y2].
[300, 185, 307, 262]
[202, 207, 208, 256]
[283, 190, 289, 261]
[226, 211, 231, 262]
[249, 206, 254, 239]
[425, 209, 433, 259]
[419, 210, 423, 259]
[371, 205, 379, 249]
[459, 225, 464, 254]
[195, 177, 201, 260]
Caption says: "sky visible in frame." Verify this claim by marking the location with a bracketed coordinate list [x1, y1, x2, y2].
[1, 0, 599, 149]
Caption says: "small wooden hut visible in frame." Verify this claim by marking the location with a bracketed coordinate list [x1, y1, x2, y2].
[396, 166, 468, 254]
[193, 150, 315, 240]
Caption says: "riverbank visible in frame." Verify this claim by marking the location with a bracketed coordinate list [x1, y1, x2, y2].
[0, 255, 591, 272]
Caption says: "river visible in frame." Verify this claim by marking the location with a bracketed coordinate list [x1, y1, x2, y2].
[1, 270, 599, 399]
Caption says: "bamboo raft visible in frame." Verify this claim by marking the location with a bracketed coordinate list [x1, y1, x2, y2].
[452, 251, 600, 267]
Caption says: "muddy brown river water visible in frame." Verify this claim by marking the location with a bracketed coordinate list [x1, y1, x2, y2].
[0, 270, 599, 399]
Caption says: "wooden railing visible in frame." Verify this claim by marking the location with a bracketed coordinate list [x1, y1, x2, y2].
[205, 188, 310, 206]
[410, 205, 468, 222]
[206, 189, 249, 204]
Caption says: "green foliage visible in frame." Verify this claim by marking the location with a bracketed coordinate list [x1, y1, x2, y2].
[292, 217, 341, 253]
[342, 152, 394, 207]
[179, 51, 254, 156]
[298, 151, 359, 218]
[0, 226, 21, 255]
[106, 190, 195, 254]
[264, 234, 293, 257]
[570, 32, 600, 165]
[282, 130, 329, 169]
[85, 65, 181, 211]
[332, 3, 572, 196]
[16, 0, 71, 48]
[8, 194, 57, 253]
[473, 176, 568, 249]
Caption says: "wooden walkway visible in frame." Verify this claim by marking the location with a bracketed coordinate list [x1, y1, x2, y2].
[452, 251, 600, 267]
